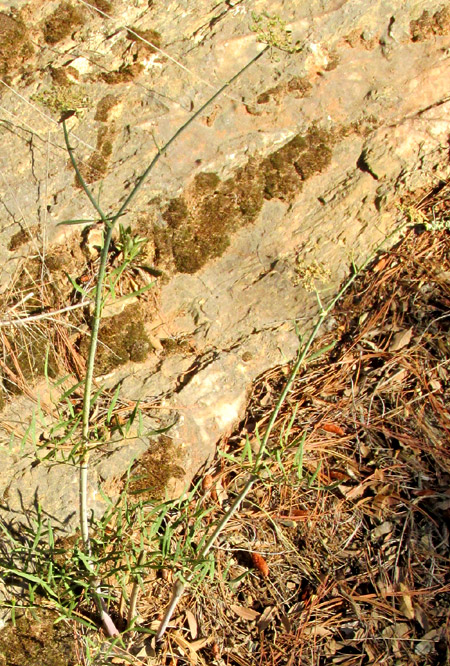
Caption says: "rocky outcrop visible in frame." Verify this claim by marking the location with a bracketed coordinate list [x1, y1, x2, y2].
[0, 0, 449, 547]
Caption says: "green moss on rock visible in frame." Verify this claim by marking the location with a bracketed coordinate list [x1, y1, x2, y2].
[75, 152, 107, 186]
[263, 125, 334, 200]
[75, 125, 115, 186]
[8, 226, 38, 251]
[160, 159, 264, 274]
[294, 126, 334, 179]
[0, 11, 33, 79]
[154, 125, 334, 274]
[128, 435, 184, 501]
[410, 6, 450, 42]
[95, 94, 120, 122]
[126, 27, 162, 53]
[43, 2, 86, 44]
[0, 609, 76, 666]
[193, 172, 220, 191]
[90, 0, 113, 12]
[80, 305, 151, 375]
[101, 63, 143, 85]
[257, 76, 312, 104]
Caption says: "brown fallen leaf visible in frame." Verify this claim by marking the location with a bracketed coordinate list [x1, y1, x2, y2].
[371, 521, 393, 540]
[230, 605, 260, 621]
[190, 637, 211, 652]
[329, 469, 350, 481]
[185, 609, 198, 639]
[276, 508, 308, 521]
[389, 327, 413, 352]
[398, 582, 415, 620]
[202, 474, 214, 492]
[373, 255, 389, 273]
[251, 551, 269, 577]
[170, 631, 210, 665]
[321, 422, 346, 436]
[280, 613, 291, 632]
[214, 477, 227, 505]
[341, 482, 366, 500]
[257, 606, 276, 632]
[415, 629, 440, 656]
[303, 625, 333, 637]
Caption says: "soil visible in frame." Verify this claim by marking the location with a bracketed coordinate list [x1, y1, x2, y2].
[0, 609, 76, 666]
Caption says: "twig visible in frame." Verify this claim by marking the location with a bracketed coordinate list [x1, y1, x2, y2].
[0, 301, 92, 328]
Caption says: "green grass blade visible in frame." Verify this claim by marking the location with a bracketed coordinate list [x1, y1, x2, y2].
[106, 384, 121, 424]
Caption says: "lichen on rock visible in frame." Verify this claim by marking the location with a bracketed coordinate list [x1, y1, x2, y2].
[32, 84, 90, 116]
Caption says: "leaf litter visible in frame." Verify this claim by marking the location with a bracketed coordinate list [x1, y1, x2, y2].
[2, 186, 449, 664]
[130, 187, 449, 665]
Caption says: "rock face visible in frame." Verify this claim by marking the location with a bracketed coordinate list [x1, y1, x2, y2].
[0, 0, 449, 547]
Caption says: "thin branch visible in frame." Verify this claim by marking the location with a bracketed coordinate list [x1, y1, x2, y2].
[0, 301, 92, 328]
[64, 43, 269, 637]
[63, 122, 107, 223]
[110, 44, 269, 225]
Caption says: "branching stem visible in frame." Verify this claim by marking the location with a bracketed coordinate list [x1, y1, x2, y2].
[63, 44, 269, 637]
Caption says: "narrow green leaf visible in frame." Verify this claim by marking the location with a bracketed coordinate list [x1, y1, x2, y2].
[90, 385, 105, 407]
[219, 450, 241, 465]
[47, 519, 54, 550]
[61, 380, 84, 401]
[308, 461, 322, 488]
[113, 281, 155, 304]
[3, 569, 57, 598]
[107, 384, 122, 424]
[66, 272, 89, 297]
[57, 218, 98, 226]
[242, 435, 253, 464]
[305, 340, 336, 363]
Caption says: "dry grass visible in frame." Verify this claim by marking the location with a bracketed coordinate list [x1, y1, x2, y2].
[121, 187, 450, 665]
[0, 230, 156, 405]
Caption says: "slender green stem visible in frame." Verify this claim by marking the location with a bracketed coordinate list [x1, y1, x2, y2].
[63, 122, 107, 223]
[154, 218, 411, 641]
[64, 44, 270, 635]
[127, 551, 146, 628]
[109, 45, 269, 227]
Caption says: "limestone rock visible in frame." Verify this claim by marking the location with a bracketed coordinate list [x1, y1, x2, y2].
[0, 0, 449, 544]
